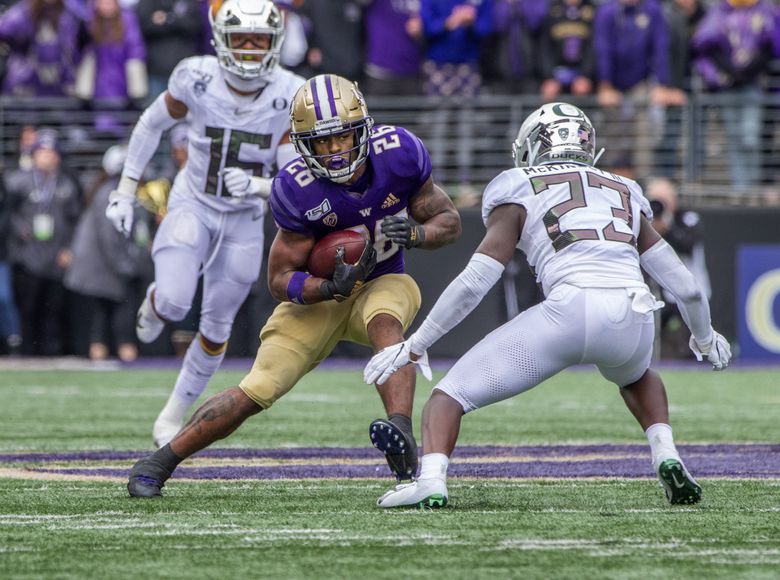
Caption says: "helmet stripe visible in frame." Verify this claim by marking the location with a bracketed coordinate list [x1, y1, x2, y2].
[324, 75, 337, 118]
[310, 79, 323, 121]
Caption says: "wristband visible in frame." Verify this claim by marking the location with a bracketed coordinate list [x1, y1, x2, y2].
[286, 271, 311, 304]
[114, 175, 139, 198]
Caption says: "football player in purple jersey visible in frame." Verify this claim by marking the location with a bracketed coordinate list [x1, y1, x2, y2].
[126, 74, 461, 497]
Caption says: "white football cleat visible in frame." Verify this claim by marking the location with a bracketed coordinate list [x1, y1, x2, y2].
[136, 283, 165, 344]
[377, 478, 448, 509]
[152, 416, 181, 448]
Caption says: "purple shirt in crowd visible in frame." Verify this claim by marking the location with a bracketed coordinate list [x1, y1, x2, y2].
[593, 0, 670, 91]
[492, 0, 549, 78]
[90, 9, 147, 100]
[692, 0, 775, 90]
[364, 0, 421, 77]
[270, 125, 433, 281]
[0, 0, 84, 96]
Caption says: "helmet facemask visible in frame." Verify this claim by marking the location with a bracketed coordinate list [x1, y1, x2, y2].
[290, 75, 375, 184]
[210, 0, 285, 87]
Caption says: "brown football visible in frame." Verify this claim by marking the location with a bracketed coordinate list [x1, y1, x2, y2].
[307, 229, 368, 279]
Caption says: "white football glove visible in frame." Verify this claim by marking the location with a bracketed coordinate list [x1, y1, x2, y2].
[105, 176, 138, 237]
[222, 167, 272, 200]
[689, 329, 731, 371]
[364, 337, 433, 386]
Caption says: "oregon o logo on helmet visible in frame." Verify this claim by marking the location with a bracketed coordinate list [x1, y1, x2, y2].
[745, 269, 780, 352]
[552, 103, 583, 118]
[273, 98, 287, 110]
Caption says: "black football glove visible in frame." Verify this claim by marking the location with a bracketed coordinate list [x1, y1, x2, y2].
[380, 216, 425, 249]
[320, 241, 377, 301]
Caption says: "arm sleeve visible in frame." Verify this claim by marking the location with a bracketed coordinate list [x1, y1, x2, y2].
[121, 93, 179, 181]
[411, 253, 505, 353]
[640, 239, 713, 347]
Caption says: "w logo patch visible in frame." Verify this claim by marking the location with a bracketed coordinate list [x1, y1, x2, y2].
[359, 208, 372, 217]
[381, 193, 400, 209]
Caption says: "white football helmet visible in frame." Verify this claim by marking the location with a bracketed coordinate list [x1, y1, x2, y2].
[210, 0, 285, 90]
[512, 102, 596, 168]
[289, 74, 374, 184]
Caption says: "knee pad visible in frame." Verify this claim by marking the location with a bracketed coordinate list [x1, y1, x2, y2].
[153, 290, 192, 323]
[198, 313, 232, 345]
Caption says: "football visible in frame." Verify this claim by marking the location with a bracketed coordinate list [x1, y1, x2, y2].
[307, 229, 368, 279]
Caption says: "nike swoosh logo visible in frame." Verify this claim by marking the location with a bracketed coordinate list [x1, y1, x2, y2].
[671, 473, 687, 489]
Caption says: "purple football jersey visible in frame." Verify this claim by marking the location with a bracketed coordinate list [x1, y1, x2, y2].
[270, 125, 433, 280]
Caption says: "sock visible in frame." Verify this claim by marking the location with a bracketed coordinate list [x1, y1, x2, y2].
[419, 453, 449, 481]
[150, 443, 183, 474]
[645, 423, 681, 471]
[158, 336, 226, 425]
[388, 413, 413, 438]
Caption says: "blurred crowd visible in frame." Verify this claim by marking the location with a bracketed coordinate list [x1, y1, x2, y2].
[0, 0, 772, 359]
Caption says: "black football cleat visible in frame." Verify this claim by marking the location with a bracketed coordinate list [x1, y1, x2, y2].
[369, 418, 418, 481]
[127, 456, 172, 498]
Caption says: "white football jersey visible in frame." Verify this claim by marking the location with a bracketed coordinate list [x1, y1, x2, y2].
[168, 56, 305, 213]
[482, 162, 653, 295]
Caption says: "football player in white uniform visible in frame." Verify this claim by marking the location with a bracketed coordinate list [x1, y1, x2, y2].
[365, 102, 732, 508]
[106, 0, 305, 447]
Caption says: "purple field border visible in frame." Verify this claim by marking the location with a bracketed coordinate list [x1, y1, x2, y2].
[2, 443, 779, 481]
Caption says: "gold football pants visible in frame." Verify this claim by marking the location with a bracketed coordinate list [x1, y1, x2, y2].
[239, 273, 421, 409]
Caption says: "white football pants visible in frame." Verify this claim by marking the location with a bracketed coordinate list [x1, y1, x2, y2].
[436, 284, 656, 412]
[151, 195, 265, 344]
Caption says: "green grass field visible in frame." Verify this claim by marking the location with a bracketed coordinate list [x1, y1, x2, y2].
[1, 365, 778, 579]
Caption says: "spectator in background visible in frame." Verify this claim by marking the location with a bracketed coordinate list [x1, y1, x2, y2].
[420, 0, 494, 98]
[136, 0, 202, 102]
[276, 1, 308, 73]
[5, 129, 81, 356]
[653, 0, 705, 179]
[197, 0, 215, 56]
[74, 0, 148, 135]
[644, 177, 711, 359]
[693, 0, 776, 191]
[538, 0, 595, 101]
[0, 178, 21, 356]
[362, 0, 423, 97]
[16, 125, 38, 172]
[0, 0, 85, 97]
[484, 0, 548, 95]
[65, 144, 153, 362]
[300, 0, 364, 81]
[420, 0, 494, 198]
[593, 0, 671, 179]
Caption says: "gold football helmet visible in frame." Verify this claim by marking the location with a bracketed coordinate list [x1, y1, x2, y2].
[289, 74, 374, 183]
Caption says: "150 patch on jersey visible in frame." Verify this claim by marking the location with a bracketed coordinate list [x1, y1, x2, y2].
[305, 199, 332, 221]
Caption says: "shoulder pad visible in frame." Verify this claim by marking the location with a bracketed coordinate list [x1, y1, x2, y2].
[481, 169, 533, 226]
